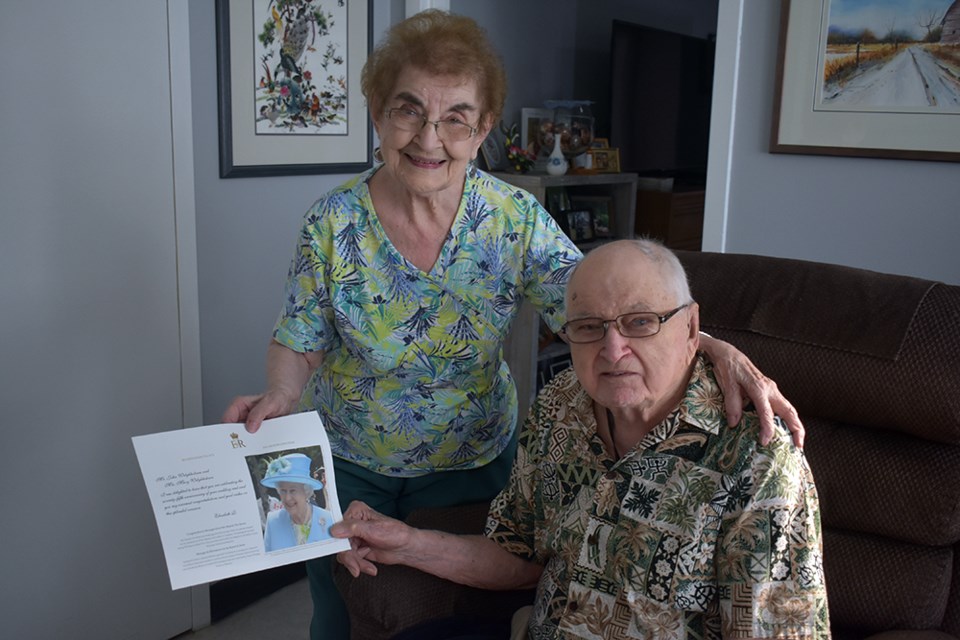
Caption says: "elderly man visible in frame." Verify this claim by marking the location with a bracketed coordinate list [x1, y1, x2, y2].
[333, 239, 830, 639]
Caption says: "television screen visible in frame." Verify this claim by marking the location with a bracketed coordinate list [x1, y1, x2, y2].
[609, 20, 715, 184]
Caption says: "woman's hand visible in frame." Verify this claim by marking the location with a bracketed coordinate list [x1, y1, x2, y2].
[222, 341, 325, 433]
[700, 334, 804, 448]
[222, 389, 300, 434]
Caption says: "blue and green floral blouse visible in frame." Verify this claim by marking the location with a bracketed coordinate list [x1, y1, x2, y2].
[273, 167, 581, 476]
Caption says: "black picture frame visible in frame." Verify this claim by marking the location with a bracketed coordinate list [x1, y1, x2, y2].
[216, 0, 374, 178]
[563, 209, 594, 243]
[570, 195, 613, 238]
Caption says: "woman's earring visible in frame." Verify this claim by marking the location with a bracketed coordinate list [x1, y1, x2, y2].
[373, 147, 383, 163]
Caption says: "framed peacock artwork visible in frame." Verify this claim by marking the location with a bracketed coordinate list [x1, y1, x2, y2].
[216, 0, 373, 177]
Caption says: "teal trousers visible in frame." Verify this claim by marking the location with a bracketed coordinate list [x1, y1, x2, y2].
[307, 433, 518, 640]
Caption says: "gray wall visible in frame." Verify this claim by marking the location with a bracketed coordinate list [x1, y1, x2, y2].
[454, 0, 577, 128]
[710, 1, 959, 285]
[0, 1, 196, 637]
[457, 0, 718, 136]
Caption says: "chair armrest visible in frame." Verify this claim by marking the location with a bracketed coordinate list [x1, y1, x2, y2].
[333, 502, 535, 640]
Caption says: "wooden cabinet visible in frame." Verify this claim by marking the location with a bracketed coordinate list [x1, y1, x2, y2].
[635, 188, 705, 250]
[492, 172, 638, 421]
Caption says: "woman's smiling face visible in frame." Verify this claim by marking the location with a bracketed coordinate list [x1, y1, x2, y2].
[275, 481, 311, 519]
[373, 66, 489, 199]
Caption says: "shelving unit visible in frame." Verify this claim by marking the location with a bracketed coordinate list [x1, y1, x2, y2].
[492, 172, 639, 240]
[493, 171, 638, 421]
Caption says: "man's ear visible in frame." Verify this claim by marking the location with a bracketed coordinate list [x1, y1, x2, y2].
[687, 302, 701, 350]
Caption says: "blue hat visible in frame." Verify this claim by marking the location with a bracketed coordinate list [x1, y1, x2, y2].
[260, 453, 324, 490]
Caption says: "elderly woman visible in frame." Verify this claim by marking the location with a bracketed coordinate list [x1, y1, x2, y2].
[224, 10, 802, 640]
[260, 453, 334, 552]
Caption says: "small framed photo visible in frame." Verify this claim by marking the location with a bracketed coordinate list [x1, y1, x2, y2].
[571, 195, 613, 238]
[563, 209, 594, 243]
[537, 350, 573, 390]
[521, 107, 555, 168]
[589, 148, 621, 173]
[591, 138, 610, 149]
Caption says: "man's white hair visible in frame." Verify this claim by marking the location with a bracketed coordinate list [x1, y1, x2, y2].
[569, 238, 693, 306]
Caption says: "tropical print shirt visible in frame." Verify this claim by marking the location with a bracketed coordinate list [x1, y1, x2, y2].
[273, 166, 581, 477]
[486, 355, 830, 639]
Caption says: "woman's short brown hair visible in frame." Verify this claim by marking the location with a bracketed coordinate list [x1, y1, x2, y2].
[362, 10, 507, 126]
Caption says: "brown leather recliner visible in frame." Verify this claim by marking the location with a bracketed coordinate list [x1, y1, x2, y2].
[334, 251, 960, 640]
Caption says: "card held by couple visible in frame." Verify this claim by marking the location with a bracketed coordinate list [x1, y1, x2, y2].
[132, 411, 349, 589]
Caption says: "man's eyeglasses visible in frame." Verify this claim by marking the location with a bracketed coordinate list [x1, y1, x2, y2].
[560, 303, 691, 344]
[386, 107, 479, 142]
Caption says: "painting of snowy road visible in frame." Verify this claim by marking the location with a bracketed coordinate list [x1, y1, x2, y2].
[819, 0, 960, 113]
[771, 0, 960, 161]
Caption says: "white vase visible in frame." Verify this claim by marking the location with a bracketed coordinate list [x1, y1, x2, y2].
[545, 133, 568, 176]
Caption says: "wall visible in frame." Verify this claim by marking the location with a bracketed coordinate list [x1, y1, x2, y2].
[453, 0, 577, 128]
[705, 1, 960, 285]
[456, 0, 718, 137]
[0, 1, 200, 637]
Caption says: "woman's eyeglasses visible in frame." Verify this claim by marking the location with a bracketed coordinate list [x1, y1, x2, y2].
[386, 107, 479, 142]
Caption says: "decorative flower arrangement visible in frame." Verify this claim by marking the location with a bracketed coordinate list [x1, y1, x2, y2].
[265, 456, 292, 478]
[501, 121, 536, 174]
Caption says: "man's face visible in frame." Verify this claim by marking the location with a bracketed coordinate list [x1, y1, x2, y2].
[565, 243, 699, 416]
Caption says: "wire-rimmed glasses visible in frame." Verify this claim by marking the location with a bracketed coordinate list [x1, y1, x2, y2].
[560, 303, 691, 344]
[385, 107, 479, 142]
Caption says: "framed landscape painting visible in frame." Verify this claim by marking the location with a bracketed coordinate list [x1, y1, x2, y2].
[216, 0, 373, 177]
[771, 0, 960, 161]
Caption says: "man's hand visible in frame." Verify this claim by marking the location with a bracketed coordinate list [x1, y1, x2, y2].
[331, 501, 415, 578]
[331, 501, 544, 590]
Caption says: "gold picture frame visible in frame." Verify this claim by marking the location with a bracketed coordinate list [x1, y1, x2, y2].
[589, 148, 621, 173]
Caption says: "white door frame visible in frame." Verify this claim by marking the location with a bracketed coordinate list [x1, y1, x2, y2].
[167, 0, 209, 629]
[702, 0, 745, 253]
